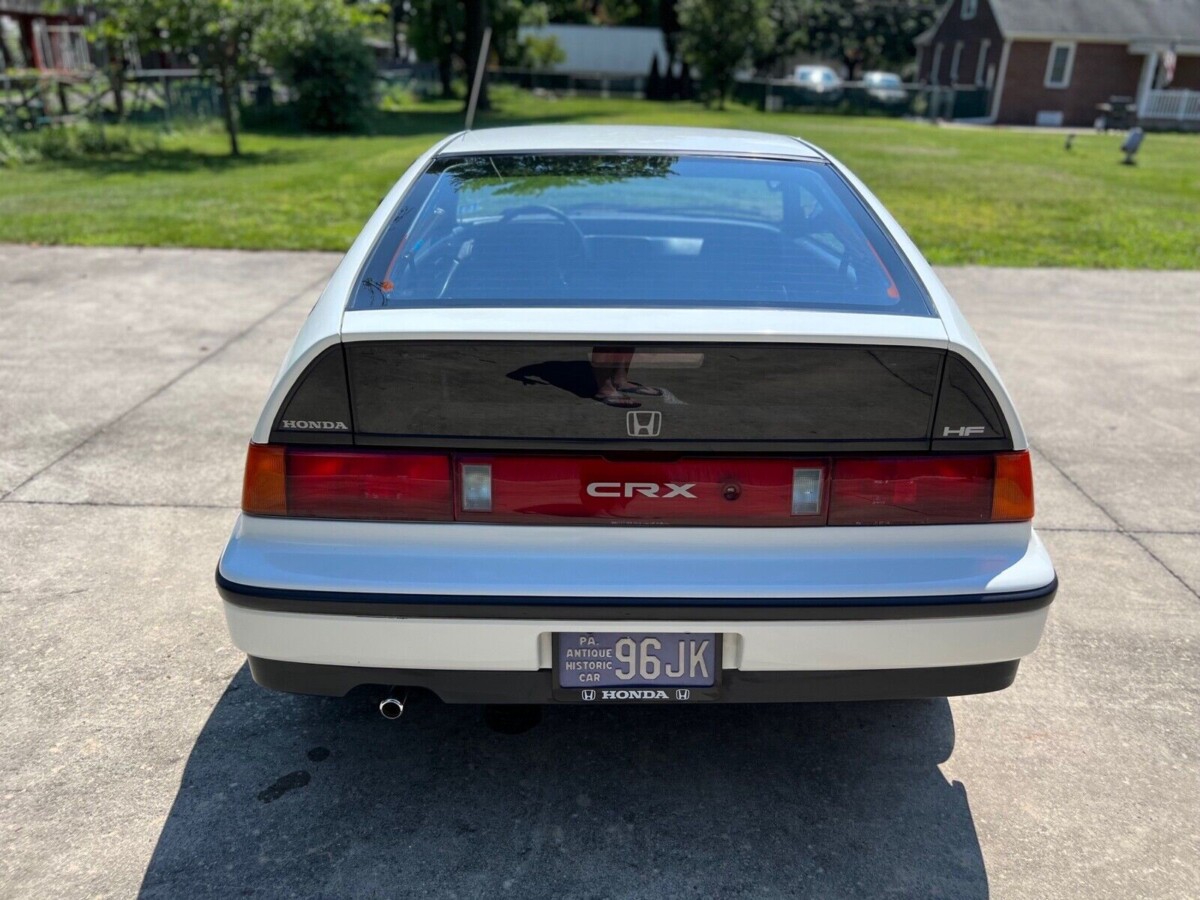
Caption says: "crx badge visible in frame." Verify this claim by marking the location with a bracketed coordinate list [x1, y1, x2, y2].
[626, 410, 662, 437]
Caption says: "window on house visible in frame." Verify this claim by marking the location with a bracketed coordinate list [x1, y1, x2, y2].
[1044, 42, 1076, 89]
[962, 0, 978, 19]
[976, 39, 991, 85]
[950, 42, 964, 84]
[930, 43, 944, 84]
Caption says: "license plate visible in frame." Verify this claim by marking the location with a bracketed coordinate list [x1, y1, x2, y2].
[555, 632, 718, 701]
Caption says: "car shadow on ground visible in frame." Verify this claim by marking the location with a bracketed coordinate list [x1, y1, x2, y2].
[138, 666, 987, 899]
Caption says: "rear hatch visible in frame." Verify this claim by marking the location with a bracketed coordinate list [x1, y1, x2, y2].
[249, 334, 1026, 528]
[275, 338, 1009, 452]
[346, 341, 943, 451]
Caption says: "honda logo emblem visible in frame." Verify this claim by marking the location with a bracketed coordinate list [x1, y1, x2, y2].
[581, 690, 596, 701]
[626, 410, 662, 437]
[675, 689, 691, 701]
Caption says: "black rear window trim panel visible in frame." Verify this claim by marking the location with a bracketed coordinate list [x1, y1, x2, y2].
[269, 340, 1015, 454]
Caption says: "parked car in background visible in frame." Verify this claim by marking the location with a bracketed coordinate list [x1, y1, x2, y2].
[863, 71, 908, 105]
[793, 65, 844, 99]
[217, 125, 1057, 715]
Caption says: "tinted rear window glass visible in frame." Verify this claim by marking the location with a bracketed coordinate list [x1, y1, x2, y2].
[351, 154, 932, 316]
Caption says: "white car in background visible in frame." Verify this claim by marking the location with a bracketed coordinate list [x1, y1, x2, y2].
[217, 125, 1056, 715]
[863, 70, 909, 105]
[793, 65, 844, 96]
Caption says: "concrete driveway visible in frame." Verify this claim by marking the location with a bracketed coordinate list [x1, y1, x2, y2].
[1, 245, 1196, 899]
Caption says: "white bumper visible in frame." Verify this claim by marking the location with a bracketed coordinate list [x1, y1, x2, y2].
[218, 517, 1055, 675]
[218, 517, 1054, 598]
[223, 603, 1050, 673]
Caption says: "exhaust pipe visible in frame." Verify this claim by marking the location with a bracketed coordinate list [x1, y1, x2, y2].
[379, 687, 408, 721]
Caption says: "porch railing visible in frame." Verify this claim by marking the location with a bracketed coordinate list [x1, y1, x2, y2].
[1142, 89, 1200, 122]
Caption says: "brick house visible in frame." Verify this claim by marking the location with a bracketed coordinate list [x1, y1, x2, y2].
[915, 0, 1200, 128]
[0, 1, 92, 72]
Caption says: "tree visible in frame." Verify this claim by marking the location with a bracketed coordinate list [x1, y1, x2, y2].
[520, 33, 566, 69]
[89, 0, 142, 121]
[753, 0, 809, 76]
[408, 0, 462, 98]
[406, 0, 527, 104]
[798, 0, 938, 80]
[387, 0, 405, 62]
[274, 25, 377, 131]
[461, 0, 490, 112]
[645, 53, 663, 99]
[678, 0, 773, 108]
[113, 0, 279, 156]
[658, 0, 682, 94]
[538, 1, 660, 25]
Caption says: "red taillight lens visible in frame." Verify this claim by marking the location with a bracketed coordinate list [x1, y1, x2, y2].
[286, 450, 452, 520]
[828, 453, 1033, 525]
[241, 444, 452, 520]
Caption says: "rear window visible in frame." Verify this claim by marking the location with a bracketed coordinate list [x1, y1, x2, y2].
[351, 154, 932, 316]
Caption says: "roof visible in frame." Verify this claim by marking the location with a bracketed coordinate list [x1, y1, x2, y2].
[991, 0, 1200, 41]
[516, 24, 668, 76]
[439, 125, 824, 160]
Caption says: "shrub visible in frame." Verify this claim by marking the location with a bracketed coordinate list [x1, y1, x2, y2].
[0, 132, 39, 167]
[76, 125, 135, 155]
[519, 34, 565, 71]
[0, 125, 158, 167]
[277, 28, 377, 132]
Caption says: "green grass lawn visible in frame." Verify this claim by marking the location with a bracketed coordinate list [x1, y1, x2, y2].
[1, 88, 1198, 268]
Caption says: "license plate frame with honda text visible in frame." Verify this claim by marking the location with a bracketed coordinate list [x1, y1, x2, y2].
[552, 632, 721, 703]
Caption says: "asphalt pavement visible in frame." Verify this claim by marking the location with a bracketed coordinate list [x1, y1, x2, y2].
[0, 245, 1196, 899]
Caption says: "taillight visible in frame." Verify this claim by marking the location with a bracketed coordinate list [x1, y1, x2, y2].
[828, 453, 1032, 525]
[241, 446, 1033, 526]
[241, 444, 452, 520]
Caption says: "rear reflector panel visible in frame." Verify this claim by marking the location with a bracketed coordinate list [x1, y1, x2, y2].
[457, 456, 828, 526]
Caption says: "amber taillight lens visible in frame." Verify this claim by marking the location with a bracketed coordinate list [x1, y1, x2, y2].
[242, 444, 286, 516]
[992, 451, 1035, 522]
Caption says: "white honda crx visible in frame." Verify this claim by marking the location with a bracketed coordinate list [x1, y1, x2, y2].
[217, 125, 1056, 712]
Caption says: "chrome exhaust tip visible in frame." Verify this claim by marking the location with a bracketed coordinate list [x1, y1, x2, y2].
[379, 688, 408, 721]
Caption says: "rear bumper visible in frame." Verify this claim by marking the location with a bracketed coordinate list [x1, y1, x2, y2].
[217, 517, 1056, 599]
[217, 517, 1056, 701]
[246, 655, 1023, 702]
[218, 580, 1055, 700]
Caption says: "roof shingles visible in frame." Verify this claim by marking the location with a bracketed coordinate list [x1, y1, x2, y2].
[990, 0, 1200, 42]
